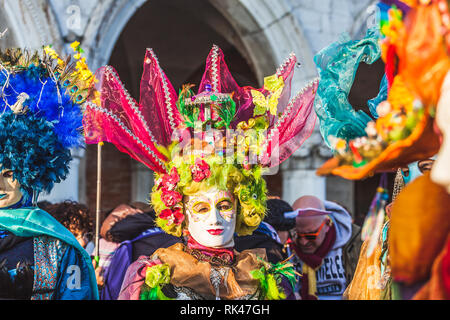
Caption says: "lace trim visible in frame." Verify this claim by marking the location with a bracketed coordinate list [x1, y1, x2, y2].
[171, 283, 259, 300]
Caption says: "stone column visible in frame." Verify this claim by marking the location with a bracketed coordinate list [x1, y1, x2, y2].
[131, 162, 154, 204]
[280, 128, 326, 205]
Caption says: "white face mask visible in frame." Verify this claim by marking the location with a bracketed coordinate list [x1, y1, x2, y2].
[431, 71, 450, 193]
[0, 168, 23, 208]
[185, 187, 237, 248]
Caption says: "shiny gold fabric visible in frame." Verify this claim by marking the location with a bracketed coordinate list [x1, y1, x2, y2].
[389, 172, 450, 284]
[343, 239, 383, 300]
[152, 243, 266, 299]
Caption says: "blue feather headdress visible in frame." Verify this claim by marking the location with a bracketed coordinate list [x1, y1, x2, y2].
[0, 43, 94, 200]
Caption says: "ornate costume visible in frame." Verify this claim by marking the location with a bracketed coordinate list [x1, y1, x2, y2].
[320, 0, 450, 300]
[83, 45, 318, 300]
[0, 42, 98, 299]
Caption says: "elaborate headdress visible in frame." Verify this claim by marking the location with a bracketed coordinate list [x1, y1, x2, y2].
[316, 0, 445, 180]
[0, 41, 93, 202]
[83, 45, 318, 237]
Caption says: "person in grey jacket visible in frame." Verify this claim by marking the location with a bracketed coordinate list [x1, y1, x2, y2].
[289, 195, 362, 300]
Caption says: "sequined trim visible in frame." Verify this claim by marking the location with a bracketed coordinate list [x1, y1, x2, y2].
[145, 48, 178, 132]
[276, 53, 296, 76]
[172, 285, 206, 300]
[85, 101, 166, 170]
[184, 247, 234, 267]
[210, 45, 220, 92]
[262, 77, 319, 154]
[31, 236, 68, 300]
[171, 283, 259, 300]
[105, 66, 160, 146]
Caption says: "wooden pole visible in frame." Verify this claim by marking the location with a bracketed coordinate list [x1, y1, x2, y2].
[94, 142, 103, 267]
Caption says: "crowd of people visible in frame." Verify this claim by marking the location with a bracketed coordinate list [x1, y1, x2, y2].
[0, 0, 449, 301]
[26, 194, 362, 300]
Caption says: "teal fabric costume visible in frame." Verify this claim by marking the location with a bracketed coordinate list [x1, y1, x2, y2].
[0, 207, 99, 300]
[313, 27, 386, 149]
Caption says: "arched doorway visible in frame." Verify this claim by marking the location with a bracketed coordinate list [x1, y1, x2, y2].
[84, 0, 269, 214]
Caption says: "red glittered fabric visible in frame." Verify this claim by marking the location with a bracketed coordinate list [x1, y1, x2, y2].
[83, 63, 169, 174]
[83, 45, 318, 172]
[442, 239, 450, 298]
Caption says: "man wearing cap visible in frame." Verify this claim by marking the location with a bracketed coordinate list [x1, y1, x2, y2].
[289, 195, 362, 300]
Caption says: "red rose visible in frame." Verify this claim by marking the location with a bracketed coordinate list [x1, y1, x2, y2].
[158, 167, 180, 192]
[161, 190, 182, 207]
[190, 159, 211, 182]
[159, 208, 184, 225]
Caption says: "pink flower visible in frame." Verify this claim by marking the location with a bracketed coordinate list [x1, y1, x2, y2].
[190, 159, 211, 182]
[161, 190, 182, 207]
[158, 167, 180, 192]
[159, 208, 184, 225]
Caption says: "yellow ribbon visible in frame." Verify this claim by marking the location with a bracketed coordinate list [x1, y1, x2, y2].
[302, 264, 318, 299]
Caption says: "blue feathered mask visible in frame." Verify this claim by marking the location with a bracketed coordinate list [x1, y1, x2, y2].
[0, 44, 93, 198]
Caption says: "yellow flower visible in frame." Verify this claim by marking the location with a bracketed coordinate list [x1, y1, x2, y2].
[237, 118, 256, 130]
[145, 264, 171, 288]
[335, 138, 347, 151]
[44, 46, 60, 60]
[251, 86, 283, 116]
[263, 74, 284, 93]
[70, 41, 80, 51]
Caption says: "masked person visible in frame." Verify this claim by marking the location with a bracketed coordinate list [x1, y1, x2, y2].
[0, 43, 98, 300]
[83, 45, 319, 300]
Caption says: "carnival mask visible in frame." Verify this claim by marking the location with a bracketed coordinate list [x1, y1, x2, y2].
[401, 158, 435, 185]
[431, 71, 450, 193]
[185, 188, 237, 248]
[0, 168, 22, 208]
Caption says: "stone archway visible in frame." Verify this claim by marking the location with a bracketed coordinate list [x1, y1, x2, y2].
[209, 0, 318, 88]
[0, 0, 61, 50]
[79, 0, 319, 207]
[0, 0, 85, 204]
[82, 0, 262, 212]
